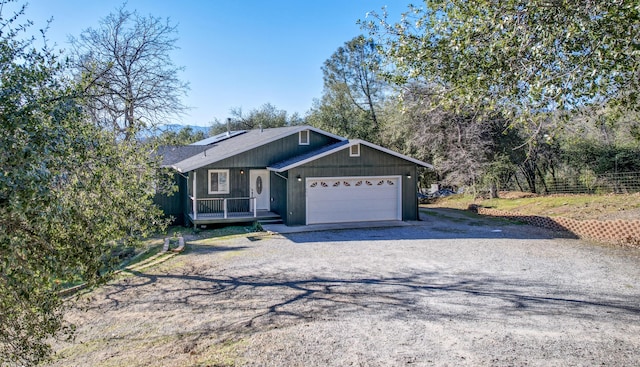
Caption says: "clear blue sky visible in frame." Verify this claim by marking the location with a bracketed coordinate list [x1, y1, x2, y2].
[14, 0, 412, 127]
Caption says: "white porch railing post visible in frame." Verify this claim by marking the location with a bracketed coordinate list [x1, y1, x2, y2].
[253, 197, 257, 217]
[223, 198, 228, 218]
[192, 171, 197, 220]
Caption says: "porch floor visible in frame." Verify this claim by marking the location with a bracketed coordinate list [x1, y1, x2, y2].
[188, 211, 281, 225]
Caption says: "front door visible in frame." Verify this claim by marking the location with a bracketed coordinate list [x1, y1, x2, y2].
[250, 170, 270, 211]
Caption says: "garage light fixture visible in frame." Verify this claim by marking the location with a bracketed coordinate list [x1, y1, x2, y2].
[406, 173, 412, 179]
[297, 175, 302, 182]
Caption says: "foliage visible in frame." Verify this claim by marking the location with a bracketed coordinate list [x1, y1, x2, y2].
[211, 103, 302, 135]
[307, 35, 387, 143]
[563, 142, 640, 174]
[70, 4, 188, 141]
[153, 126, 207, 145]
[366, 1, 640, 126]
[360, 1, 640, 193]
[380, 83, 522, 191]
[0, 3, 165, 365]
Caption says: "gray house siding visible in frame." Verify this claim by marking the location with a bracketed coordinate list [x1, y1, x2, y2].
[154, 173, 188, 225]
[188, 131, 339, 200]
[178, 174, 190, 224]
[208, 131, 337, 169]
[270, 171, 287, 217]
[284, 145, 419, 226]
[187, 168, 249, 199]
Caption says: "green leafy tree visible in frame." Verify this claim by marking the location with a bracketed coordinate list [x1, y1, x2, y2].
[306, 86, 370, 139]
[364, 1, 639, 192]
[154, 126, 207, 145]
[366, 1, 640, 127]
[71, 4, 188, 141]
[384, 83, 517, 191]
[210, 103, 302, 135]
[0, 3, 165, 364]
[307, 35, 387, 143]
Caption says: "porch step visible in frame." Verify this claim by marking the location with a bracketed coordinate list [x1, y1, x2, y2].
[258, 218, 283, 225]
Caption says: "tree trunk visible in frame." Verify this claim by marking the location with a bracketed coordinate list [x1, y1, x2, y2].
[489, 182, 499, 198]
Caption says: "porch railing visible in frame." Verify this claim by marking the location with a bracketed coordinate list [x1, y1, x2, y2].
[189, 197, 257, 220]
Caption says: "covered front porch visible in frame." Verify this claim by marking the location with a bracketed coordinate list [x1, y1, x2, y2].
[187, 196, 281, 226]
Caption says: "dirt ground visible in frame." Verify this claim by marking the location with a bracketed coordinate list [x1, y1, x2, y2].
[48, 209, 640, 366]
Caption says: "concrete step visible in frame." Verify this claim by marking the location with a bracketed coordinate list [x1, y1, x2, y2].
[258, 218, 284, 225]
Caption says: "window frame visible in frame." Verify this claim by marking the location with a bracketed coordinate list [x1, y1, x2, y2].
[299, 130, 310, 145]
[349, 143, 360, 157]
[207, 169, 230, 194]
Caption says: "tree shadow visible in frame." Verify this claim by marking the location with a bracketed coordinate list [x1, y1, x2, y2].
[91, 267, 640, 342]
[281, 208, 577, 244]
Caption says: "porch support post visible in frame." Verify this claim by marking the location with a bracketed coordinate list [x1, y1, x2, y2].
[223, 199, 228, 218]
[253, 197, 257, 218]
[192, 171, 197, 220]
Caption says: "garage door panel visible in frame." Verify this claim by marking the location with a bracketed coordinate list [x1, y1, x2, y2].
[307, 190, 392, 202]
[306, 176, 401, 224]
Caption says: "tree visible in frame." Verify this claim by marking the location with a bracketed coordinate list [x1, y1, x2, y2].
[307, 35, 387, 143]
[384, 83, 513, 191]
[154, 126, 207, 145]
[560, 109, 640, 175]
[210, 103, 302, 135]
[306, 87, 371, 140]
[366, 1, 640, 128]
[0, 3, 165, 364]
[71, 4, 188, 141]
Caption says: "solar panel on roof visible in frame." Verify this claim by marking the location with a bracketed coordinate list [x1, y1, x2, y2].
[190, 130, 247, 146]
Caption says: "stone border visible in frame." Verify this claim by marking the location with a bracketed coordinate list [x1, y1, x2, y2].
[163, 236, 186, 253]
[471, 205, 640, 247]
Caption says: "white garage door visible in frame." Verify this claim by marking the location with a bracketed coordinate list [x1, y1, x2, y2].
[306, 176, 402, 224]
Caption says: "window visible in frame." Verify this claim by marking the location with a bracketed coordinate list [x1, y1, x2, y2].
[349, 144, 360, 157]
[208, 169, 229, 194]
[299, 130, 309, 145]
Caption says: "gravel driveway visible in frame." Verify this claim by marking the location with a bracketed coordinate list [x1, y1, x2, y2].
[51, 209, 640, 366]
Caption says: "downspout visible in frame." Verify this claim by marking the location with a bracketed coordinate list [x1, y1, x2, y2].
[273, 171, 288, 181]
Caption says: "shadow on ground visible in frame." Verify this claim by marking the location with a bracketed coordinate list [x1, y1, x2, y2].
[97, 267, 640, 339]
[278, 208, 577, 244]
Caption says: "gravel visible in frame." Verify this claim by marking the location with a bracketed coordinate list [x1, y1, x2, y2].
[49, 209, 640, 366]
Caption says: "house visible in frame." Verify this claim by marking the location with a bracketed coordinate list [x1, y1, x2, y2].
[155, 125, 432, 227]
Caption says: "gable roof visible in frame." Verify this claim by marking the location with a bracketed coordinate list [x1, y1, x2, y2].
[268, 139, 433, 172]
[167, 125, 345, 172]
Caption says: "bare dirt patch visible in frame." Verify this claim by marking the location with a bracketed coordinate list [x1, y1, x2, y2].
[48, 213, 640, 366]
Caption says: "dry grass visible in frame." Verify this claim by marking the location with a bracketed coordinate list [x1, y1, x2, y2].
[425, 192, 640, 221]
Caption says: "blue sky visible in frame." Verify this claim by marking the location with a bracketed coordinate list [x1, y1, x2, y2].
[14, 0, 412, 127]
